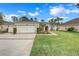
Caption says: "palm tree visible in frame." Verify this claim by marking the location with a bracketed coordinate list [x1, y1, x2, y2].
[0, 12, 4, 31]
[11, 16, 18, 23]
[49, 18, 56, 31]
[39, 19, 46, 31]
[11, 16, 18, 28]
[30, 18, 33, 21]
[55, 17, 63, 30]
[49, 17, 63, 31]
[41, 19, 45, 22]
[34, 17, 38, 22]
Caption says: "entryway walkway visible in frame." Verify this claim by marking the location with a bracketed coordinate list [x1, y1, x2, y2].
[49, 31, 57, 36]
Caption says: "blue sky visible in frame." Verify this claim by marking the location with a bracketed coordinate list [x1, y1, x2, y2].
[0, 3, 79, 22]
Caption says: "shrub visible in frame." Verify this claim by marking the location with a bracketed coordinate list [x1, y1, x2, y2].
[37, 28, 50, 34]
[13, 27, 17, 34]
[37, 28, 39, 34]
[6, 28, 8, 33]
[67, 27, 75, 31]
[37, 28, 42, 34]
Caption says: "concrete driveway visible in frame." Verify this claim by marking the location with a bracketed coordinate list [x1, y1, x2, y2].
[0, 33, 36, 56]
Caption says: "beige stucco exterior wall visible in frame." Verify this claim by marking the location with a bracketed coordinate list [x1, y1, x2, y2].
[45, 24, 51, 31]
[0, 25, 8, 31]
[8, 25, 14, 33]
[59, 24, 79, 32]
[74, 25, 79, 32]
[59, 26, 66, 31]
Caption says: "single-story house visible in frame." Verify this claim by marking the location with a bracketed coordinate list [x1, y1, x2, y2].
[0, 21, 52, 33]
[59, 18, 79, 31]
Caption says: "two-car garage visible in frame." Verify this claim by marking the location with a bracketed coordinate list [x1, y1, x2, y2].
[16, 26, 37, 33]
[8, 21, 39, 34]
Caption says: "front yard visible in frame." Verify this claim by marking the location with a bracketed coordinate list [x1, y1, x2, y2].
[31, 31, 79, 56]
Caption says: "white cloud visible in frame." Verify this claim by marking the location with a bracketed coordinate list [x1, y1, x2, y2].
[59, 16, 69, 19]
[49, 6, 52, 8]
[18, 10, 26, 13]
[64, 9, 71, 14]
[71, 9, 79, 13]
[17, 10, 26, 15]
[47, 18, 51, 20]
[64, 9, 79, 14]
[50, 6, 64, 16]
[28, 12, 39, 17]
[9, 14, 18, 17]
[36, 8, 42, 13]
[72, 3, 78, 6]
[36, 7, 39, 10]
[50, 6, 79, 16]
[39, 10, 42, 12]
[5, 14, 19, 21]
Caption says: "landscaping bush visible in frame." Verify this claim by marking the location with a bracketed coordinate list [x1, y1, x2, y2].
[67, 27, 75, 31]
[0, 30, 2, 33]
[13, 27, 17, 34]
[37, 28, 40, 34]
[6, 28, 8, 33]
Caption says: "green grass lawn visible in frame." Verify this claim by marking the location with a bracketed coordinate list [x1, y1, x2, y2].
[31, 31, 79, 56]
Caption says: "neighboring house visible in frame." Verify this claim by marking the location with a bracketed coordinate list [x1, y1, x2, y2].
[59, 18, 79, 31]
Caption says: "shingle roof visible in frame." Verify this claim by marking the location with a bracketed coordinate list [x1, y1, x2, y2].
[4, 21, 14, 25]
[61, 18, 79, 26]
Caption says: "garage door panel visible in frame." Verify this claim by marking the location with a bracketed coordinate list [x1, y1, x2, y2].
[16, 26, 36, 33]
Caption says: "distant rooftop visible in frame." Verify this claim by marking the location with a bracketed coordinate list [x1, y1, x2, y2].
[61, 18, 79, 26]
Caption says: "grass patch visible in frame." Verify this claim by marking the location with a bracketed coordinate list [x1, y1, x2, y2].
[31, 31, 79, 56]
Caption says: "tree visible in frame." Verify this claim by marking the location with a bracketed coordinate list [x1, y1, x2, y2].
[30, 18, 33, 21]
[34, 17, 38, 22]
[55, 17, 63, 30]
[39, 19, 46, 31]
[19, 16, 29, 21]
[49, 17, 63, 31]
[49, 18, 57, 30]
[11, 16, 18, 23]
[0, 12, 4, 30]
[11, 16, 18, 34]
[41, 19, 45, 22]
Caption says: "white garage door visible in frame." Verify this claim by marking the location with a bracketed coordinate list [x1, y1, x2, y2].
[16, 26, 37, 33]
